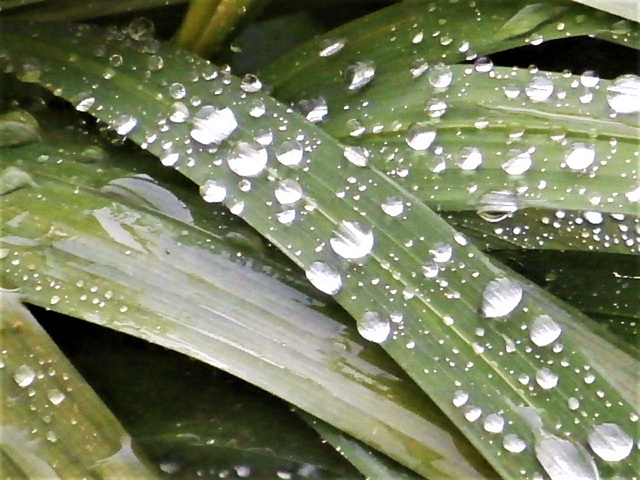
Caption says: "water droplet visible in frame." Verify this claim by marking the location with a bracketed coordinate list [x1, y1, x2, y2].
[477, 191, 519, 222]
[568, 397, 580, 410]
[504, 434, 527, 453]
[169, 102, 189, 123]
[529, 315, 561, 347]
[426, 98, 447, 117]
[318, 38, 346, 57]
[457, 147, 483, 171]
[465, 406, 482, 422]
[503, 84, 521, 99]
[428, 63, 453, 88]
[452, 390, 469, 407]
[345, 61, 376, 90]
[430, 243, 452, 263]
[525, 76, 554, 102]
[422, 261, 439, 278]
[474, 57, 493, 73]
[607, 74, 640, 114]
[588, 423, 633, 462]
[277, 209, 296, 225]
[275, 140, 304, 167]
[580, 70, 599, 88]
[240, 74, 262, 93]
[343, 146, 370, 167]
[113, 115, 137, 135]
[169, 82, 186, 99]
[535, 367, 558, 389]
[190, 106, 238, 145]
[305, 261, 342, 295]
[275, 179, 303, 205]
[482, 278, 523, 318]
[381, 197, 404, 217]
[297, 97, 328, 123]
[127, 17, 155, 41]
[229, 200, 244, 215]
[14, 364, 35, 387]
[410, 58, 429, 78]
[536, 436, 599, 480]
[200, 180, 227, 203]
[249, 99, 266, 118]
[357, 311, 390, 343]
[227, 142, 268, 177]
[406, 126, 436, 151]
[47, 388, 65, 405]
[583, 211, 603, 225]
[74, 95, 95, 112]
[565, 143, 595, 170]
[483, 413, 504, 433]
[502, 150, 532, 175]
[626, 185, 640, 203]
[330, 221, 374, 260]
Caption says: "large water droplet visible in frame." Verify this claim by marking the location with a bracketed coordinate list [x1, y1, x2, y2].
[481, 278, 523, 318]
[14, 364, 35, 387]
[345, 61, 376, 90]
[607, 74, 640, 114]
[588, 423, 633, 462]
[330, 221, 374, 260]
[477, 191, 519, 222]
[483, 413, 504, 433]
[535, 436, 599, 480]
[191, 106, 238, 145]
[240, 74, 262, 93]
[305, 261, 342, 295]
[502, 150, 532, 175]
[343, 146, 370, 167]
[275, 140, 304, 167]
[422, 261, 439, 278]
[503, 434, 526, 453]
[464, 406, 482, 422]
[227, 142, 268, 177]
[128, 17, 155, 41]
[47, 388, 66, 405]
[200, 180, 227, 203]
[169, 82, 186, 99]
[275, 179, 303, 205]
[565, 143, 595, 170]
[430, 243, 452, 263]
[428, 63, 453, 88]
[457, 147, 483, 171]
[381, 197, 404, 217]
[357, 311, 390, 343]
[452, 390, 469, 407]
[406, 126, 436, 151]
[530, 315, 561, 347]
[535, 367, 558, 389]
[525, 76, 554, 102]
[297, 97, 328, 123]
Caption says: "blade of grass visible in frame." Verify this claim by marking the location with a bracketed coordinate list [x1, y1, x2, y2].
[2, 22, 638, 480]
[0, 101, 494, 479]
[0, 292, 161, 480]
[570, 0, 640, 23]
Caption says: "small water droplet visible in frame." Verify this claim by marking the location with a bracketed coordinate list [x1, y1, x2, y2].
[580, 70, 599, 88]
[565, 143, 595, 170]
[422, 261, 439, 278]
[583, 211, 603, 225]
[381, 197, 404, 217]
[529, 315, 561, 347]
[345, 61, 376, 90]
[465, 406, 482, 422]
[430, 243, 452, 263]
[502, 150, 532, 175]
[483, 413, 504, 433]
[227, 142, 268, 177]
[127, 17, 155, 41]
[482, 278, 523, 318]
[318, 38, 346, 57]
[477, 191, 519, 222]
[275, 179, 303, 205]
[428, 63, 453, 88]
[200, 180, 227, 203]
[535, 367, 558, 389]
[113, 115, 137, 135]
[452, 390, 469, 407]
[14, 364, 35, 387]
[474, 57, 493, 73]
[357, 311, 390, 343]
[607, 74, 640, 114]
[240, 74, 262, 93]
[457, 147, 483, 171]
[169, 102, 189, 123]
[47, 389, 65, 405]
[525, 76, 554, 102]
[588, 423, 633, 462]
[343, 146, 370, 167]
[275, 140, 304, 167]
[330, 221, 374, 260]
[169, 82, 186, 99]
[297, 97, 328, 123]
[305, 261, 342, 295]
[504, 434, 527, 453]
[277, 209, 296, 225]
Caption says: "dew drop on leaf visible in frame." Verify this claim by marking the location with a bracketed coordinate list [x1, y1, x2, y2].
[606, 74, 640, 114]
[127, 17, 155, 41]
[452, 390, 469, 407]
[588, 423, 633, 462]
[564, 143, 595, 170]
[190, 106, 238, 145]
[503, 434, 527, 453]
[318, 38, 346, 57]
[275, 140, 304, 167]
[305, 261, 342, 295]
[430, 243, 452, 263]
[457, 147, 483, 171]
[535, 367, 558, 390]
[357, 311, 390, 344]
[483, 413, 504, 433]
[525, 76, 554, 102]
[47, 388, 65, 405]
[330, 221, 374, 260]
[406, 126, 436, 151]
[474, 57, 493, 73]
[227, 142, 268, 177]
[276, 209, 296, 225]
[481, 278, 523, 318]
[529, 315, 561, 347]
[535, 437, 598, 480]
[464, 406, 482, 422]
[345, 60, 376, 90]
[381, 197, 404, 217]
[428, 63, 453, 88]
[14, 364, 35, 387]
[199, 180, 227, 203]
[343, 146, 370, 167]
[502, 150, 532, 175]
[580, 70, 599, 88]
[422, 261, 439, 278]
[297, 97, 328, 123]
[169, 82, 186, 99]
[240, 74, 262, 93]
[113, 115, 137, 135]
[275, 179, 303, 205]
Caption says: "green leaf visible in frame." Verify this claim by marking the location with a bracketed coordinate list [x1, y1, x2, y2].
[569, 0, 640, 23]
[42, 314, 362, 480]
[0, 292, 161, 479]
[0, 100, 493, 480]
[2, 22, 638, 480]
[302, 413, 424, 480]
